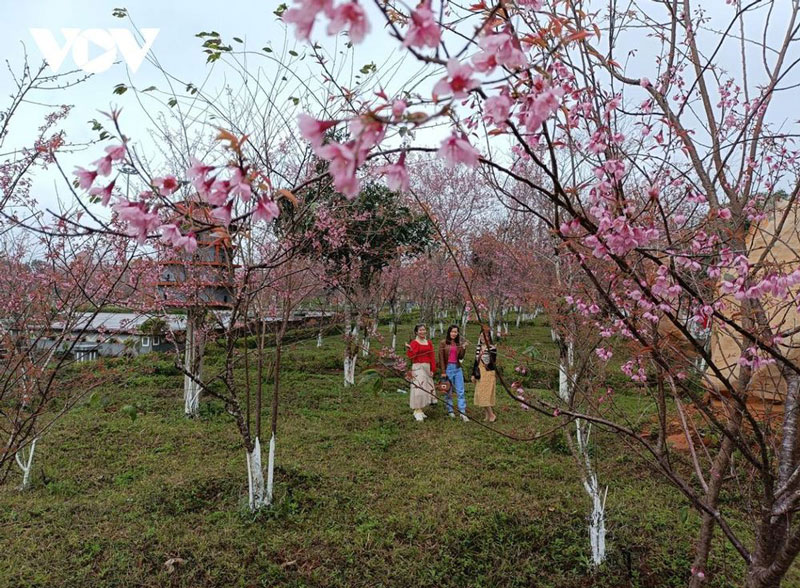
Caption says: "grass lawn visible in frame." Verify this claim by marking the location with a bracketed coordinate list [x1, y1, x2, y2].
[0, 318, 793, 587]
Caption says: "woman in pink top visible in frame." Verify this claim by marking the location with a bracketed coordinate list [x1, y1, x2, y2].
[438, 325, 469, 421]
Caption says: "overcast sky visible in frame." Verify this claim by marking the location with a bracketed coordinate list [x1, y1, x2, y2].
[0, 0, 411, 213]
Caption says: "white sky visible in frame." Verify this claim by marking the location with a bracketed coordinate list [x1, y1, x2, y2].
[1, 1, 798, 217]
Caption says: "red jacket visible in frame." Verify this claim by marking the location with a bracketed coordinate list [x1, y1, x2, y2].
[406, 339, 436, 373]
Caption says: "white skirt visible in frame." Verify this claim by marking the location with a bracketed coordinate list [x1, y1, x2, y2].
[410, 363, 434, 410]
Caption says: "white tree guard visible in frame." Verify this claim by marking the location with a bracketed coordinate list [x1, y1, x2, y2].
[246, 437, 267, 510]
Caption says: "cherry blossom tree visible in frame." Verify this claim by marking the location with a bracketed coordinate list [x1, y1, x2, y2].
[277, 0, 800, 584]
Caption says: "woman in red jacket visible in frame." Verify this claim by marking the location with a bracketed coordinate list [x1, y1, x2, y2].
[405, 324, 436, 421]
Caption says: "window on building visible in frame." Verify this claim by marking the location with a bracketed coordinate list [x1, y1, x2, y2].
[141, 336, 151, 347]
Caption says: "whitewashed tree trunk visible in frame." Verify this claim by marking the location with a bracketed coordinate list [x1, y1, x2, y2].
[343, 314, 358, 387]
[496, 324, 502, 340]
[576, 421, 607, 566]
[266, 432, 276, 505]
[516, 312, 522, 328]
[316, 329, 323, 348]
[438, 321, 444, 335]
[362, 336, 370, 357]
[183, 313, 203, 418]
[391, 329, 396, 352]
[246, 437, 267, 511]
[344, 355, 356, 386]
[14, 437, 37, 490]
[430, 325, 436, 339]
[503, 322, 509, 335]
[558, 338, 607, 566]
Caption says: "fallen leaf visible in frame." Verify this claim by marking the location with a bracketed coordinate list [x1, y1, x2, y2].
[164, 557, 186, 574]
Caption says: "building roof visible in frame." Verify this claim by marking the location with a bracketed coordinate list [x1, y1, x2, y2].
[61, 312, 189, 334]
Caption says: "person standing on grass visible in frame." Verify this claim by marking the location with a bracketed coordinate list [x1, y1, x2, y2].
[439, 325, 469, 422]
[405, 324, 436, 421]
[471, 325, 498, 422]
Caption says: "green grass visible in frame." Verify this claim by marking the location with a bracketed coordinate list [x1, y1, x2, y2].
[0, 319, 793, 587]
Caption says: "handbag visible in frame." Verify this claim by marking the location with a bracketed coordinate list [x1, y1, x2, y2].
[437, 376, 451, 394]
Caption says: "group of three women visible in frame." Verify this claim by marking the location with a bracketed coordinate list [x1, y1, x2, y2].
[405, 324, 497, 423]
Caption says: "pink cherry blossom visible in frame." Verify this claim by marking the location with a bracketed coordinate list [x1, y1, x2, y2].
[284, 0, 333, 40]
[377, 152, 410, 192]
[187, 157, 214, 180]
[403, 4, 441, 49]
[392, 100, 407, 120]
[113, 200, 160, 243]
[207, 180, 230, 206]
[254, 198, 280, 222]
[153, 175, 179, 196]
[74, 167, 98, 190]
[484, 93, 512, 126]
[438, 134, 480, 168]
[159, 223, 198, 253]
[93, 155, 113, 177]
[212, 202, 233, 226]
[317, 141, 361, 198]
[433, 59, 480, 100]
[229, 168, 252, 202]
[159, 223, 183, 246]
[518, 81, 564, 133]
[349, 116, 385, 153]
[472, 32, 526, 73]
[326, 1, 370, 44]
[104, 144, 127, 162]
[89, 180, 115, 206]
[298, 113, 337, 149]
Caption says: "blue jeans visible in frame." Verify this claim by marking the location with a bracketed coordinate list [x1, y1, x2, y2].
[445, 363, 466, 414]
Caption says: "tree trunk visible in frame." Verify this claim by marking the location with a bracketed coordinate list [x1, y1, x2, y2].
[688, 411, 742, 587]
[558, 338, 607, 565]
[183, 310, 204, 418]
[343, 308, 358, 387]
[14, 437, 37, 490]
[316, 329, 323, 347]
[575, 421, 607, 566]
[743, 372, 800, 588]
